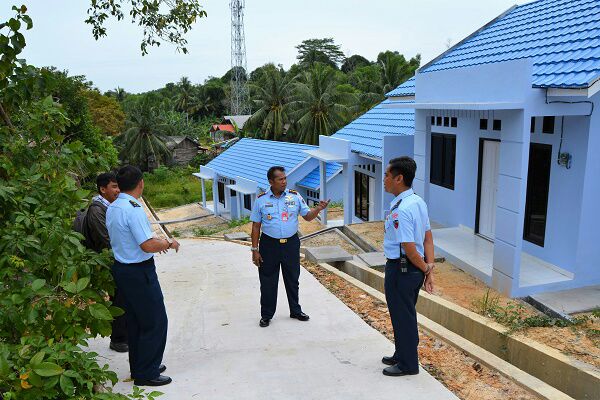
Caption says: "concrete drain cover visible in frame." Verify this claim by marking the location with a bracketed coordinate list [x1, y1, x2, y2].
[224, 232, 250, 241]
[304, 246, 353, 263]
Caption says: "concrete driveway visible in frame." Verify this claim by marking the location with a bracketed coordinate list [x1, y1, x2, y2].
[88, 239, 457, 400]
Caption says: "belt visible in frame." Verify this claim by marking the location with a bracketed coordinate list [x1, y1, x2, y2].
[260, 233, 298, 244]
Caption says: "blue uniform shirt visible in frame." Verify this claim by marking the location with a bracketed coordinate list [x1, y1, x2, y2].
[383, 189, 431, 259]
[106, 193, 154, 264]
[250, 188, 310, 239]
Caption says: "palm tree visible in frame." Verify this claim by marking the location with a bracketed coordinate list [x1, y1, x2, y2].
[245, 67, 294, 141]
[116, 95, 171, 170]
[287, 63, 356, 145]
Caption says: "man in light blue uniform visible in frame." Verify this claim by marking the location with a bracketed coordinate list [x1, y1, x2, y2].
[381, 156, 435, 377]
[250, 166, 330, 327]
[107, 165, 180, 387]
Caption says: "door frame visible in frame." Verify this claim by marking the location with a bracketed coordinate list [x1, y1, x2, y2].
[475, 138, 501, 237]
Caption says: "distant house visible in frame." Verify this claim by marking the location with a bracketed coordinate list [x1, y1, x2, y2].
[209, 115, 252, 142]
[385, 0, 600, 297]
[303, 100, 415, 225]
[209, 124, 236, 143]
[193, 138, 343, 220]
[222, 115, 251, 129]
[164, 136, 202, 166]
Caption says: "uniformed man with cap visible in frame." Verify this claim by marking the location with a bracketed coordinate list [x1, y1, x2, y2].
[106, 165, 180, 387]
[250, 166, 330, 327]
[381, 156, 435, 376]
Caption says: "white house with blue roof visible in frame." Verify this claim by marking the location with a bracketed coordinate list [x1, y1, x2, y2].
[386, 0, 600, 297]
[304, 100, 415, 225]
[194, 138, 344, 220]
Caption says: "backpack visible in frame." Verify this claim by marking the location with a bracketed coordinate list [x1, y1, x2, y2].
[73, 208, 88, 237]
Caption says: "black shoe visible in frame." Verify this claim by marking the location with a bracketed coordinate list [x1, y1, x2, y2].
[133, 375, 172, 386]
[259, 318, 270, 327]
[290, 312, 310, 321]
[382, 356, 397, 366]
[130, 365, 166, 380]
[382, 365, 419, 376]
[109, 342, 129, 353]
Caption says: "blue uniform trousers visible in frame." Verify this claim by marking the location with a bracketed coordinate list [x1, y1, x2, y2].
[258, 233, 302, 318]
[384, 258, 424, 372]
[112, 258, 168, 380]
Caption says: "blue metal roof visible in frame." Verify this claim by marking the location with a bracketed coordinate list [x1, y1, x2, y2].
[206, 138, 315, 189]
[332, 100, 415, 159]
[420, 0, 600, 88]
[297, 163, 342, 190]
[386, 77, 416, 97]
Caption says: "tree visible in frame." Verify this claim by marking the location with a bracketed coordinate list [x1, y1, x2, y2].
[83, 89, 126, 136]
[245, 65, 293, 141]
[117, 93, 172, 170]
[295, 38, 346, 69]
[341, 54, 370, 74]
[105, 87, 127, 102]
[378, 51, 421, 94]
[174, 76, 197, 115]
[288, 63, 356, 145]
[85, 0, 208, 55]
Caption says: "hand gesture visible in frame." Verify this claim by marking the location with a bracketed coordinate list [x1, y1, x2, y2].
[252, 250, 263, 267]
[171, 239, 180, 253]
[423, 272, 434, 294]
[317, 199, 331, 211]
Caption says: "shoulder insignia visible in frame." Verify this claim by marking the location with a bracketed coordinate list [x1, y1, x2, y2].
[257, 192, 266, 198]
[288, 189, 298, 194]
[129, 200, 141, 208]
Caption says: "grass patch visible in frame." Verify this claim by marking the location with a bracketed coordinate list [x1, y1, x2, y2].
[228, 216, 250, 228]
[192, 226, 220, 236]
[473, 289, 591, 334]
[143, 166, 213, 209]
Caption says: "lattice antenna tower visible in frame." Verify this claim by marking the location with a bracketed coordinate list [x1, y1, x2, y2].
[230, 0, 250, 115]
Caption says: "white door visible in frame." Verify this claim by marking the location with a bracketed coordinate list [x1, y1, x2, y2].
[478, 140, 500, 241]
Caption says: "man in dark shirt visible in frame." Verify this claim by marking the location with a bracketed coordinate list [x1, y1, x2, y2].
[84, 172, 129, 352]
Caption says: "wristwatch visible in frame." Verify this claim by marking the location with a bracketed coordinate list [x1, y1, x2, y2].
[250, 246, 259, 252]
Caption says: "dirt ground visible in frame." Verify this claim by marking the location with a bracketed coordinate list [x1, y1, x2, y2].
[168, 216, 229, 237]
[302, 261, 540, 400]
[155, 203, 210, 220]
[301, 231, 361, 255]
[327, 206, 344, 221]
[346, 222, 600, 368]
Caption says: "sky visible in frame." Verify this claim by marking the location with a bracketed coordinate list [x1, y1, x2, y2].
[1, 0, 526, 93]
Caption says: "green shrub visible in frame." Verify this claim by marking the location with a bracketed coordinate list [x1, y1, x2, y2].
[143, 166, 211, 209]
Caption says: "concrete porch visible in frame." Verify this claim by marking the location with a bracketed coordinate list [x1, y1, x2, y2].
[432, 226, 573, 297]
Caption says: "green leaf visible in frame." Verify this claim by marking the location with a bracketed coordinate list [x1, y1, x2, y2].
[0, 354, 9, 375]
[109, 305, 125, 317]
[63, 370, 80, 379]
[30, 350, 45, 367]
[62, 282, 77, 294]
[59, 374, 74, 396]
[33, 362, 64, 377]
[76, 276, 90, 293]
[31, 278, 46, 291]
[89, 303, 113, 320]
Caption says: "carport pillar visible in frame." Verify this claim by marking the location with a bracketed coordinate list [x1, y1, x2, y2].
[343, 161, 354, 225]
[201, 178, 207, 208]
[212, 179, 219, 216]
[491, 110, 530, 297]
[319, 160, 328, 225]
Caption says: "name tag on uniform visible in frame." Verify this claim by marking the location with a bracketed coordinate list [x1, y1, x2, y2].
[265, 203, 274, 207]
[281, 212, 288, 222]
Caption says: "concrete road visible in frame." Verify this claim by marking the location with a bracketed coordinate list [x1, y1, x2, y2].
[88, 239, 457, 400]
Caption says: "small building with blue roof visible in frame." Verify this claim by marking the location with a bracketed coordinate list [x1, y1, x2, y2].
[194, 138, 344, 220]
[303, 100, 416, 225]
[386, 0, 600, 297]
